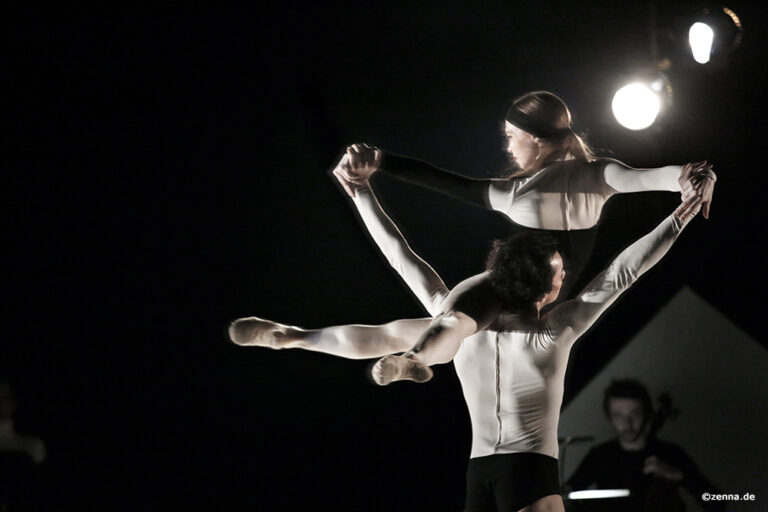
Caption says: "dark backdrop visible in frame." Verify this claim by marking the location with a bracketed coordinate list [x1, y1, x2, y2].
[5, 2, 765, 510]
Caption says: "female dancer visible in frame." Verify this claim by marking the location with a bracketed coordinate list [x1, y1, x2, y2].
[229, 160, 705, 511]
[328, 91, 716, 384]
[337, 90, 716, 302]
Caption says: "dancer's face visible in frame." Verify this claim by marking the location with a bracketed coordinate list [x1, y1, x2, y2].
[505, 121, 540, 170]
[608, 398, 648, 446]
[540, 251, 565, 306]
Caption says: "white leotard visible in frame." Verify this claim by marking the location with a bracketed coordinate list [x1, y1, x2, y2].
[351, 187, 688, 459]
[486, 159, 682, 230]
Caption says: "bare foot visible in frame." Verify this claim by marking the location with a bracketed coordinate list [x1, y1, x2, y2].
[228, 317, 290, 348]
[371, 355, 433, 385]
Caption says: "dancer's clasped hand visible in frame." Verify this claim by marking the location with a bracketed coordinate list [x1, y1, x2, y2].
[673, 193, 704, 223]
[679, 161, 716, 219]
[332, 143, 382, 197]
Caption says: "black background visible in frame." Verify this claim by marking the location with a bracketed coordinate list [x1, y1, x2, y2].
[5, 2, 766, 510]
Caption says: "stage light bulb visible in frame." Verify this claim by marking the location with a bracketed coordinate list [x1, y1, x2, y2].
[611, 83, 661, 130]
[689, 22, 714, 64]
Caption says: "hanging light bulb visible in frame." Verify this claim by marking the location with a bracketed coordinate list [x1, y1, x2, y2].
[611, 82, 662, 131]
[689, 22, 715, 64]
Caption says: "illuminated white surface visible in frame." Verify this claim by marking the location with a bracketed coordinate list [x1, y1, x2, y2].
[559, 287, 768, 512]
[689, 22, 714, 64]
[611, 83, 660, 130]
[568, 489, 631, 500]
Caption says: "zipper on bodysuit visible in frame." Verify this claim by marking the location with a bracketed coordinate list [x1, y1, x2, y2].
[494, 331, 502, 452]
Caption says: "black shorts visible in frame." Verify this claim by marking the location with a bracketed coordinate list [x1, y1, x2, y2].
[465, 452, 561, 511]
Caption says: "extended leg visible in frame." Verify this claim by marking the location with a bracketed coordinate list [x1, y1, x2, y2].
[371, 273, 501, 385]
[228, 316, 431, 359]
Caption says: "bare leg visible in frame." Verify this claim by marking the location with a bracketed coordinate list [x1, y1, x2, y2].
[228, 316, 431, 359]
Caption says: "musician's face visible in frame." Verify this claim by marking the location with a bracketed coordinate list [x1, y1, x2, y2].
[608, 398, 647, 445]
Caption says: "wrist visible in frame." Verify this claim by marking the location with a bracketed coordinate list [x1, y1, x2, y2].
[352, 183, 373, 196]
[690, 168, 717, 182]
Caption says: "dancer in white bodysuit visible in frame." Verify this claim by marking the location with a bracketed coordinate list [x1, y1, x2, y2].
[229, 157, 705, 511]
[349, 90, 716, 231]
[336, 91, 716, 305]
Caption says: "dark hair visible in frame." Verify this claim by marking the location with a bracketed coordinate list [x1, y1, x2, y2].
[602, 378, 653, 419]
[485, 232, 560, 312]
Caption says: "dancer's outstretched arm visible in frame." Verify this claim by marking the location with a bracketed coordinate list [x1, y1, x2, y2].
[335, 156, 501, 384]
[336, 147, 500, 325]
[603, 159, 716, 218]
[228, 151, 450, 358]
[337, 144, 505, 210]
[543, 194, 704, 346]
[346, 182, 450, 317]
[340, 145, 717, 223]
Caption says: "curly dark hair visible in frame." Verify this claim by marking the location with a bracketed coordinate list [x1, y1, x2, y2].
[485, 232, 560, 312]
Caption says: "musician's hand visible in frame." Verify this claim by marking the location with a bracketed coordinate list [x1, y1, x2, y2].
[643, 456, 683, 482]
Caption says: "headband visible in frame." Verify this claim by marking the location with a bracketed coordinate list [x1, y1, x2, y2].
[505, 106, 572, 140]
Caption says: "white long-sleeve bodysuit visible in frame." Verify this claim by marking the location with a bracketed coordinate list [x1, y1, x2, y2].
[351, 186, 689, 460]
[485, 159, 682, 229]
[379, 155, 686, 302]
[381, 155, 683, 230]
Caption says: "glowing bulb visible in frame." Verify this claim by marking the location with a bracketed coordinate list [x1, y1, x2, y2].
[611, 83, 661, 130]
[689, 22, 714, 64]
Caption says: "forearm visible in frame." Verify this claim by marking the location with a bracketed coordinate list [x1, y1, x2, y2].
[379, 152, 492, 208]
[351, 185, 448, 316]
[604, 213, 685, 285]
[559, 212, 688, 334]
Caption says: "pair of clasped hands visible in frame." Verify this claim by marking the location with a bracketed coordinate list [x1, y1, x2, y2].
[332, 143, 382, 198]
[332, 143, 716, 222]
[675, 159, 717, 222]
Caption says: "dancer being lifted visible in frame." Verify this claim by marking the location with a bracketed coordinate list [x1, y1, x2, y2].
[336, 90, 716, 302]
[326, 90, 716, 384]
[229, 156, 706, 512]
